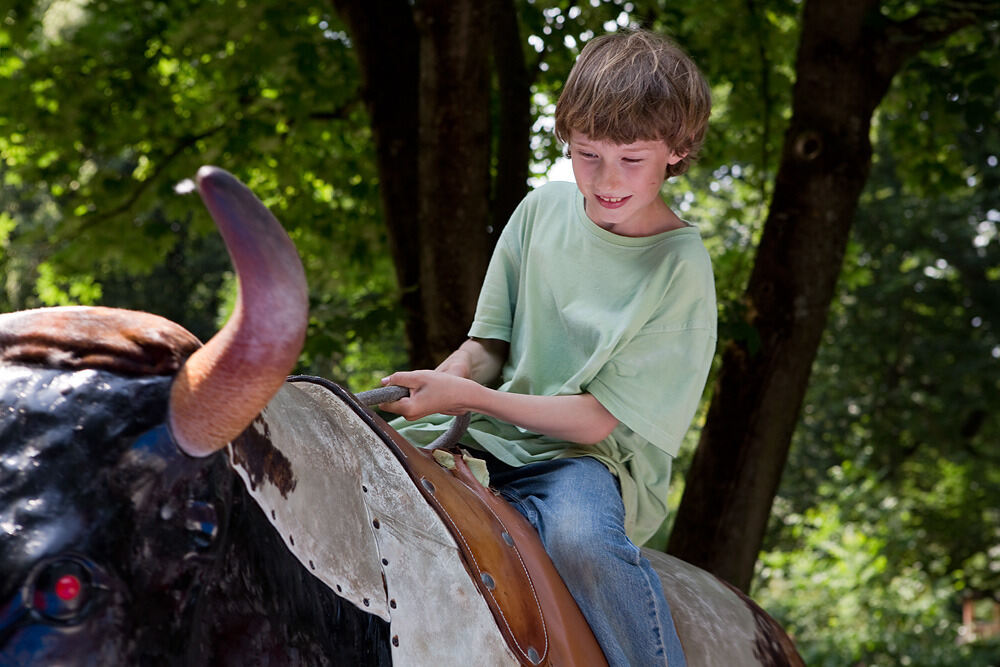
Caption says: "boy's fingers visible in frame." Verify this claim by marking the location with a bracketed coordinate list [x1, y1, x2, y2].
[383, 370, 420, 388]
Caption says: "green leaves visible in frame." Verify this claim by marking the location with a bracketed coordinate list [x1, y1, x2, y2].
[1, 0, 398, 384]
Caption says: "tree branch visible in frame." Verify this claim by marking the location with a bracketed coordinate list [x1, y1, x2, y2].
[491, 0, 532, 233]
[71, 123, 228, 234]
[881, 1, 999, 71]
[307, 99, 362, 121]
[745, 0, 774, 205]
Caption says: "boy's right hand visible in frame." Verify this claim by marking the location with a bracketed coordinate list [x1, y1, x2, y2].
[378, 370, 477, 421]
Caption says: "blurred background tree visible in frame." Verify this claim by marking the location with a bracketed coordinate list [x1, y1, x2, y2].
[1, 1, 998, 664]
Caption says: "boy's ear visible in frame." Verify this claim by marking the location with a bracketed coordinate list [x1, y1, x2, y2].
[667, 150, 688, 165]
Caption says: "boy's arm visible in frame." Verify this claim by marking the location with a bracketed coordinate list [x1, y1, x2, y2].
[380, 368, 619, 445]
[434, 337, 507, 386]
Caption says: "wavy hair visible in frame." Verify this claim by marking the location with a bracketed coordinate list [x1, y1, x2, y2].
[555, 30, 711, 178]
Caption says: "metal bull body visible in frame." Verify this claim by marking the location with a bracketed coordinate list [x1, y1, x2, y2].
[0, 167, 803, 665]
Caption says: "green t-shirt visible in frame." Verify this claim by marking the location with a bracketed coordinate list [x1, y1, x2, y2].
[394, 181, 717, 545]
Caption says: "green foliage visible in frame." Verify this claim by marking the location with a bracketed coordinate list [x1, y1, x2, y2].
[755, 19, 1000, 664]
[758, 499, 1000, 667]
[0, 0, 401, 386]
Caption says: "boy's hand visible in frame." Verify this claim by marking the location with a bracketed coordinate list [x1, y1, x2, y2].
[379, 370, 476, 420]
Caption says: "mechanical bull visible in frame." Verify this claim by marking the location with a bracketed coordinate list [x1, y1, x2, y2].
[0, 167, 803, 665]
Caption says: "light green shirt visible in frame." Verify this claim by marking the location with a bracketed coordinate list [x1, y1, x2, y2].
[394, 181, 717, 545]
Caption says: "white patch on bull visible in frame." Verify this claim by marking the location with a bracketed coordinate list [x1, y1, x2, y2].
[228, 380, 794, 665]
[228, 384, 388, 619]
[50, 368, 99, 393]
[230, 381, 520, 665]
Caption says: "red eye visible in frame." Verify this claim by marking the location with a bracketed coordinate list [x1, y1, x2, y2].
[55, 575, 81, 601]
[28, 558, 92, 622]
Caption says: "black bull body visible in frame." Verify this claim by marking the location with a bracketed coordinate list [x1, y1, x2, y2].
[0, 167, 803, 666]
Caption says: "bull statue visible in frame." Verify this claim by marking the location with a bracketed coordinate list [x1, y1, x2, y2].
[0, 167, 803, 666]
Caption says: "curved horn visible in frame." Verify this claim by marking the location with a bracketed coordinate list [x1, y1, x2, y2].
[169, 166, 308, 457]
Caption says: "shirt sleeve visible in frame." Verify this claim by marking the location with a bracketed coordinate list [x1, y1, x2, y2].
[588, 324, 715, 457]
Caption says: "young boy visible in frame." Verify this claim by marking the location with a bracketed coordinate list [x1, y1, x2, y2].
[381, 29, 715, 666]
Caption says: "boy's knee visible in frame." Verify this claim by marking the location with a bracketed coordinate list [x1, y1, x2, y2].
[541, 519, 601, 573]
[538, 505, 635, 576]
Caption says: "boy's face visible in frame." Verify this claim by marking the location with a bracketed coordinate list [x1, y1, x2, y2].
[568, 132, 685, 237]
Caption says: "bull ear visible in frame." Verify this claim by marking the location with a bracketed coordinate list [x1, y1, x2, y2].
[169, 166, 308, 457]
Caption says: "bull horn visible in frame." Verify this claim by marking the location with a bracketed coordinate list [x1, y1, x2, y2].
[169, 166, 308, 457]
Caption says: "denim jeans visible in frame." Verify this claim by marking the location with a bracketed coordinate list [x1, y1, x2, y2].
[484, 455, 687, 667]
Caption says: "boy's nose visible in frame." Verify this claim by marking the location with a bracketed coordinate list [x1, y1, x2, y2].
[594, 163, 622, 191]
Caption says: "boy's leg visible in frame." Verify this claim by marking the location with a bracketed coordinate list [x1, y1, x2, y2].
[487, 456, 687, 667]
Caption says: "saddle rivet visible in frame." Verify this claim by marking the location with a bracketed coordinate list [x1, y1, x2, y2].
[271, 509, 276, 520]
[362, 485, 368, 493]
[382, 558, 389, 566]
[390, 599, 397, 609]
[527, 647, 541, 664]
[289, 534, 295, 546]
[373, 518, 381, 529]
[420, 478, 436, 494]
[336, 584, 342, 593]
[309, 560, 315, 570]
[501, 531, 514, 546]
[392, 635, 399, 647]
[480, 572, 496, 590]
[363, 598, 370, 607]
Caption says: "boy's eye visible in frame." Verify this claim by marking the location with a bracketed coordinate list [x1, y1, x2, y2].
[622, 158, 643, 164]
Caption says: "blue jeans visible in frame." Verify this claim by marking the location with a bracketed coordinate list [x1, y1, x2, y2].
[485, 455, 687, 667]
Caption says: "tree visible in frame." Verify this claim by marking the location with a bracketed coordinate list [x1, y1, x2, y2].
[752, 72, 1000, 660]
[0, 0, 405, 384]
[667, 0, 1000, 591]
[328, 0, 493, 370]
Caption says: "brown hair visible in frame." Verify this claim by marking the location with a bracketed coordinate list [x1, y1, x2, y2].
[554, 30, 711, 178]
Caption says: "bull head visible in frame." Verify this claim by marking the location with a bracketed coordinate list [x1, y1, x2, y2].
[0, 167, 326, 663]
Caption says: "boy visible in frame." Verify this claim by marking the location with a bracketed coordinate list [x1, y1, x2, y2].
[381, 29, 715, 666]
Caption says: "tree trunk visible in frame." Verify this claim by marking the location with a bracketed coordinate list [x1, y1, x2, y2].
[411, 0, 493, 366]
[667, 0, 984, 592]
[333, 0, 521, 369]
[489, 0, 532, 237]
[328, 0, 427, 364]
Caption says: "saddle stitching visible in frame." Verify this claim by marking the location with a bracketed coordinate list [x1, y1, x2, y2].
[463, 480, 551, 661]
[424, 478, 550, 662]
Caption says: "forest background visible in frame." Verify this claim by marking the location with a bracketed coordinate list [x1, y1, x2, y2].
[1, 0, 998, 664]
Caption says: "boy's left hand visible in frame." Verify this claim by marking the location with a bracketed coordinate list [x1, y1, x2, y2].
[378, 370, 476, 420]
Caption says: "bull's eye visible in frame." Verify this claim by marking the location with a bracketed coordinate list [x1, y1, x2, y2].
[31, 560, 90, 621]
[23, 554, 109, 624]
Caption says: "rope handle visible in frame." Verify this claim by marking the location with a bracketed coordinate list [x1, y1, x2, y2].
[356, 385, 471, 451]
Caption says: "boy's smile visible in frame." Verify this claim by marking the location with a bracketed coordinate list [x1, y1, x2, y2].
[569, 132, 686, 237]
